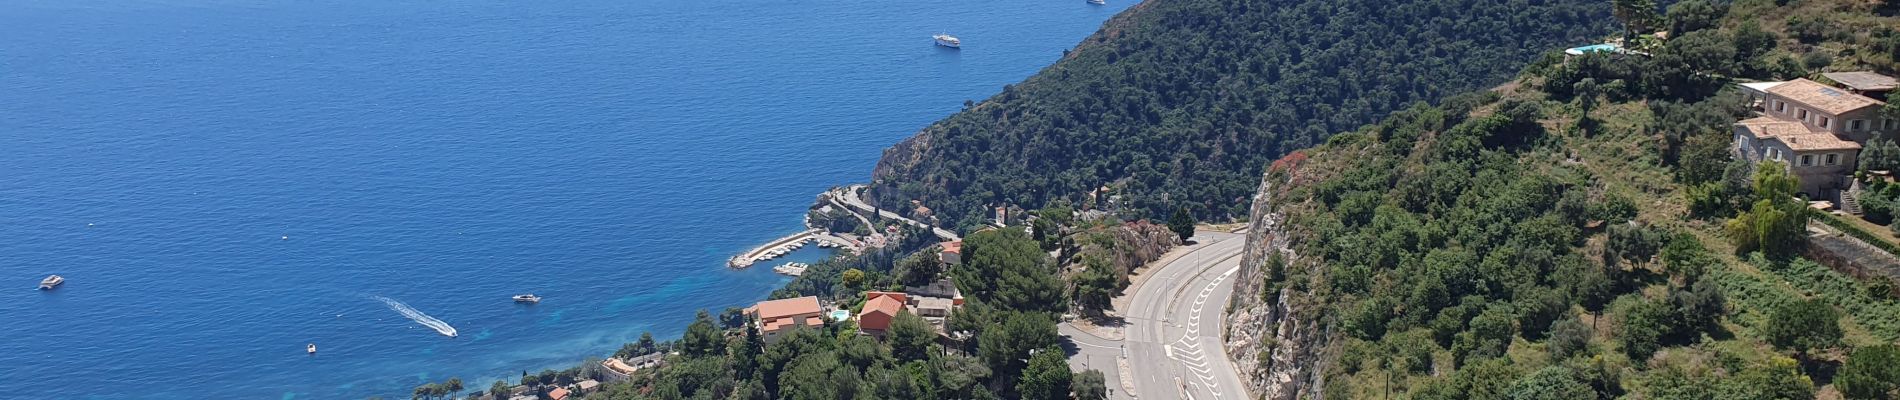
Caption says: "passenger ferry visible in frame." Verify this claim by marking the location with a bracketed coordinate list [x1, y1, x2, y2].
[933, 34, 961, 48]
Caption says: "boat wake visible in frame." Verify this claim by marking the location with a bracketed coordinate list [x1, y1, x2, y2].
[373, 296, 458, 337]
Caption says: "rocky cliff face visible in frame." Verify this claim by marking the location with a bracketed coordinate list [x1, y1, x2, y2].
[1224, 172, 1332, 400]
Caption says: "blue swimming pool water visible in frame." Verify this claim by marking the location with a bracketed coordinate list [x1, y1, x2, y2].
[0, 0, 1133, 397]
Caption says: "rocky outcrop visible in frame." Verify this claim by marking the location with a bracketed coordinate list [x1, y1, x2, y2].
[1224, 172, 1332, 400]
[1090, 220, 1180, 277]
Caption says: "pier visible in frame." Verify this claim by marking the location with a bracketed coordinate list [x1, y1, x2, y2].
[728, 229, 857, 269]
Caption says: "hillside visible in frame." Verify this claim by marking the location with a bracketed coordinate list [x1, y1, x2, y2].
[868, 0, 1612, 230]
[1224, 0, 1900, 398]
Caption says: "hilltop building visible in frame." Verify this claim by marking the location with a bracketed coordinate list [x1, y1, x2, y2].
[1732, 74, 1896, 199]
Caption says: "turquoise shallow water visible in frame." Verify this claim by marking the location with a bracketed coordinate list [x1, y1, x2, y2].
[0, 0, 1132, 397]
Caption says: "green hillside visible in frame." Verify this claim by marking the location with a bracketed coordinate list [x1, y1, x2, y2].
[1249, 0, 1900, 397]
[868, 0, 1612, 230]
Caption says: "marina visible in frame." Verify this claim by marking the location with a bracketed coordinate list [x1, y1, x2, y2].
[727, 229, 857, 269]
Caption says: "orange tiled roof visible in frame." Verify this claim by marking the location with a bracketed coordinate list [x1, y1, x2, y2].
[862, 294, 905, 318]
[752, 296, 821, 319]
[1767, 79, 1883, 115]
[1737, 117, 1819, 139]
[941, 240, 962, 254]
[1778, 133, 1861, 151]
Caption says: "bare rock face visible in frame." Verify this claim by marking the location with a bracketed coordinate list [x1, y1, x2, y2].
[867, 132, 932, 210]
[1101, 220, 1180, 276]
[1224, 173, 1331, 400]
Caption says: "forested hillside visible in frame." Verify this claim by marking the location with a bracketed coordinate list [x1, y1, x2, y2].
[1226, 0, 1900, 397]
[869, 0, 1612, 230]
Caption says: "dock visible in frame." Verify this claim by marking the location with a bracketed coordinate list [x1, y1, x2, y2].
[728, 229, 856, 269]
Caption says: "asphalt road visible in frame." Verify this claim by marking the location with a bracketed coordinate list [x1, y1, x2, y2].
[1063, 231, 1250, 400]
[836, 185, 960, 240]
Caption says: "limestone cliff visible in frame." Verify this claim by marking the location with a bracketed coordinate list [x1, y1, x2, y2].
[1224, 165, 1333, 400]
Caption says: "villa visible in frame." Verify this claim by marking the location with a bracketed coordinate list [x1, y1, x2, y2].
[745, 296, 825, 343]
[1732, 74, 1896, 199]
[853, 278, 966, 336]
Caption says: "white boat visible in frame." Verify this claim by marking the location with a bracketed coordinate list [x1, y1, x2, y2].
[513, 294, 541, 303]
[933, 34, 961, 48]
[307, 344, 317, 354]
[1089, 0, 1105, 4]
[39, 275, 63, 290]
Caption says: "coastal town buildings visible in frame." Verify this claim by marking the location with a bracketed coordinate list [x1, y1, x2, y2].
[1731, 73, 1896, 199]
[745, 296, 825, 343]
[855, 278, 966, 336]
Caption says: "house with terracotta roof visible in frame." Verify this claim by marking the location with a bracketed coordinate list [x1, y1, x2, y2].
[745, 296, 825, 343]
[857, 291, 908, 335]
[940, 240, 963, 265]
[548, 387, 572, 400]
[1733, 77, 1895, 197]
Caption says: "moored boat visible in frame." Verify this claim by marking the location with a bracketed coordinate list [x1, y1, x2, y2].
[513, 294, 541, 303]
[39, 275, 63, 290]
[933, 34, 961, 48]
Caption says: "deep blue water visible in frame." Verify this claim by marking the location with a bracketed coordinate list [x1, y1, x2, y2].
[0, 0, 1132, 397]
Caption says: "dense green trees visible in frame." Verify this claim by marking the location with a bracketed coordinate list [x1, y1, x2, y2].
[1726, 161, 1809, 257]
[1837, 344, 1900, 399]
[1508, 366, 1595, 400]
[1764, 298, 1844, 358]
[977, 312, 1060, 381]
[1167, 207, 1195, 243]
[1072, 370, 1108, 400]
[681, 310, 725, 358]
[953, 228, 1065, 314]
[1612, 0, 1659, 39]
[887, 310, 936, 362]
[1017, 347, 1072, 400]
[868, 0, 1612, 226]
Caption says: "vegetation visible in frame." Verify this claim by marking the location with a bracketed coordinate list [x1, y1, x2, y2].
[867, 0, 1613, 228]
[1255, 0, 1900, 396]
[580, 226, 1077, 400]
[1167, 207, 1195, 243]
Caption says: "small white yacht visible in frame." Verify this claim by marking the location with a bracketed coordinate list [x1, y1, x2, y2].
[1089, 0, 1106, 4]
[933, 34, 961, 48]
[513, 294, 541, 303]
[307, 343, 317, 354]
[39, 275, 63, 290]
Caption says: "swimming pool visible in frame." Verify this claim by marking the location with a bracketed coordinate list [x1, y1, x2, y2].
[1565, 43, 1622, 55]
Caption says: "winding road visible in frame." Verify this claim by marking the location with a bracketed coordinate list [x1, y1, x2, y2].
[1063, 231, 1250, 400]
[834, 185, 960, 240]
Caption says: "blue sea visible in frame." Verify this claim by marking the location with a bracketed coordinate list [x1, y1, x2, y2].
[0, 0, 1132, 397]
